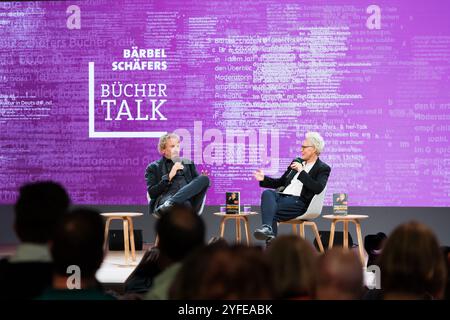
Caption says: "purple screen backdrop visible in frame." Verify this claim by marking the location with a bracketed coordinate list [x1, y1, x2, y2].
[1, 0, 449, 206]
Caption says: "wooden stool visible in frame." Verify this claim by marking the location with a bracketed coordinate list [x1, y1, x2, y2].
[101, 212, 143, 265]
[278, 220, 324, 253]
[213, 212, 258, 245]
[323, 214, 369, 265]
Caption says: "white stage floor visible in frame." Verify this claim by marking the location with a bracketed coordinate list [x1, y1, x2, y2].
[96, 249, 146, 284]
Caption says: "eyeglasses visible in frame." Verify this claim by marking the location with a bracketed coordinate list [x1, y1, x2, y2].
[301, 145, 314, 150]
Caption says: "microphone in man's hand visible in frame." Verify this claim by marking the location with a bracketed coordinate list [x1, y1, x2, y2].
[286, 157, 305, 180]
[172, 156, 184, 174]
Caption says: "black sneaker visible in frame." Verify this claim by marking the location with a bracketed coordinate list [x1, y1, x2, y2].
[151, 211, 161, 219]
[265, 235, 275, 248]
[153, 200, 175, 218]
[253, 225, 274, 241]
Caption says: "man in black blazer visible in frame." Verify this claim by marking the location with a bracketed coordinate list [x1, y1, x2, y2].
[145, 133, 210, 217]
[253, 132, 331, 241]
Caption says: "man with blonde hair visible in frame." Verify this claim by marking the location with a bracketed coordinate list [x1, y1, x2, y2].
[253, 132, 331, 242]
[145, 133, 210, 217]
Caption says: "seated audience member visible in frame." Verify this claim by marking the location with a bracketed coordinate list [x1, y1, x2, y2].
[169, 244, 274, 299]
[144, 204, 205, 300]
[361, 233, 386, 300]
[378, 221, 446, 300]
[38, 208, 115, 300]
[124, 246, 161, 296]
[442, 246, 450, 300]
[266, 235, 318, 299]
[364, 232, 387, 267]
[0, 181, 70, 300]
[124, 235, 225, 297]
[316, 248, 364, 300]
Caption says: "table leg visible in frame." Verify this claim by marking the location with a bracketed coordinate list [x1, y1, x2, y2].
[127, 217, 136, 261]
[123, 218, 130, 264]
[236, 218, 241, 243]
[103, 218, 112, 252]
[220, 218, 225, 238]
[355, 220, 365, 266]
[343, 220, 349, 249]
[243, 217, 250, 246]
[329, 220, 336, 249]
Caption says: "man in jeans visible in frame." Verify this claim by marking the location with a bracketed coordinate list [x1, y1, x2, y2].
[145, 133, 210, 217]
[253, 132, 331, 243]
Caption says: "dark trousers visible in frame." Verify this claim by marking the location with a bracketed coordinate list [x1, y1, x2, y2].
[159, 175, 210, 213]
[260, 189, 306, 235]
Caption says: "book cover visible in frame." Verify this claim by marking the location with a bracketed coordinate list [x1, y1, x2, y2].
[333, 193, 348, 215]
[226, 192, 240, 214]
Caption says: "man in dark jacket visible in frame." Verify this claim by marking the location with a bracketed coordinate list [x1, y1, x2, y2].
[253, 132, 331, 241]
[145, 133, 210, 217]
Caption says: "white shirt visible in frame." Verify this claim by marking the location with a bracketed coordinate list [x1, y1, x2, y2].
[282, 161, 316, 197]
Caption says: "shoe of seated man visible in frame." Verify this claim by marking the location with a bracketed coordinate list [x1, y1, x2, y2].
[153, 200, 175, 218]
[253, 224, 275, 241]
[265, 235, 275, 248]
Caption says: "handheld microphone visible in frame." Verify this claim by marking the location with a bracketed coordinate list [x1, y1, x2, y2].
[172, 156, 184, 175]
[286, 157, 305, 180]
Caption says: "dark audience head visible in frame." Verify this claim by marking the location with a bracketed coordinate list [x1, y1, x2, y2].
[379, 221, 446, 299]
[442, 246, 450, 300]
[51, 208, 104, 279]
[364, 232, 387, 267]
[156, 204, 205, 262]
[266, 235, 318, 299]
[14, 181, 70, 244]
[170, 244, 274, 299]
[316, 248, 364, 300]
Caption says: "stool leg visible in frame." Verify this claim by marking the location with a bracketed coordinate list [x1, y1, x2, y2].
[127, 217, 136, 262]
[235, 218, 241, 243]
[343, 221, 349, 249]
[243, 217, 250, 246]
[103, 218, 112, 252]
[311, 222, 324, 253]
[329, 221, 336, 249]
[220, 218, 226, 238]
[123, 218, 130, 264]
[154, 235, 159, 247]
[355, 220, 365, 266]
[292, 224, 297, 234]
